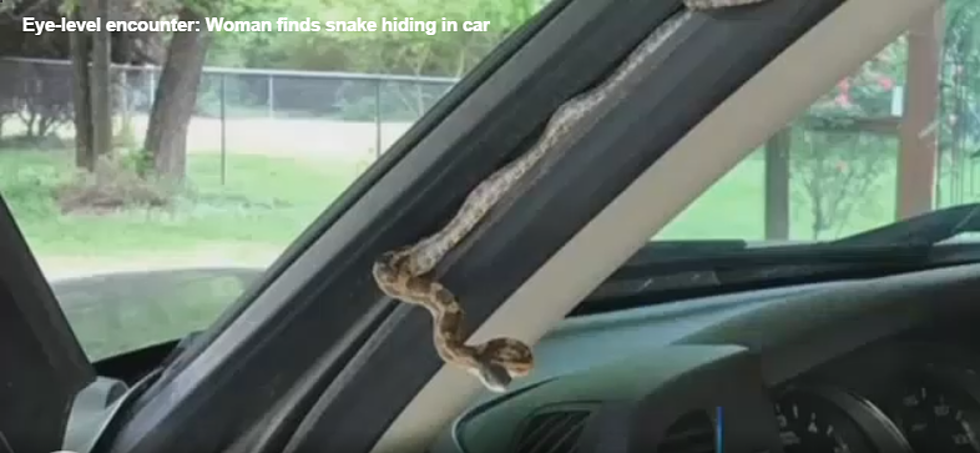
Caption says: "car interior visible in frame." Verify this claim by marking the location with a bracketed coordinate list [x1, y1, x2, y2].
[0, 0, 969, 452]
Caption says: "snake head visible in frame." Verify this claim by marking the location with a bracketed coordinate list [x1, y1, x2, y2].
[482, 338, 535, 378]
[469, 362, 513, 393]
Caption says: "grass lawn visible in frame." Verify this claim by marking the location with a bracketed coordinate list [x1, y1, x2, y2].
[0, 148, 903, 260]
[659, 151, 899, 241]
[0, 149, 368, 268]
[0, 147, 370, 359]
[0, 145, 906, 359]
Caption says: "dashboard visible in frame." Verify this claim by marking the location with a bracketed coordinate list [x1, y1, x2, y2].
[772, 341, 980, 453]
[428, 261, 980, 453]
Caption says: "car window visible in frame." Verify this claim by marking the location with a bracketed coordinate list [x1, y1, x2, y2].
[658, 3, 971, 243]
[0, 0, 549, 361]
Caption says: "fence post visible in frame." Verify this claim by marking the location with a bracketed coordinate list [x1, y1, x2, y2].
[375, 79, 382, 158]
[147, 68, 156, 107]
[268, 75, 275, 119]
[119, 68, 130, 138]
[220, 73, 227, 185]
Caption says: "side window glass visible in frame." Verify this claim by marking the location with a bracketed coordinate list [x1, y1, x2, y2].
[659, 3, 968, 243]
[0, 1, 550, 360]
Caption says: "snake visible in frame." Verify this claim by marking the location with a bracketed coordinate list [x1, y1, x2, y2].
[372, 0, 771, 393]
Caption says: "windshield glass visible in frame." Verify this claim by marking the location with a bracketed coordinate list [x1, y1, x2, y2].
[657, 2, 976, 245]
[0, 0, 549, 361]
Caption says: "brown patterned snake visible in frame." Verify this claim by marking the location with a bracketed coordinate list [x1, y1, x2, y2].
[372, 0, 770, 393]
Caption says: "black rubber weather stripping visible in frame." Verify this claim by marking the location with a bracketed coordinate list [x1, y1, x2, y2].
[100, 1, 844, 453]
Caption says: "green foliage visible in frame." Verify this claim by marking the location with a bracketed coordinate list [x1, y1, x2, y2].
[0, 158, 65, 220]
[124, 147, 155, 176]
[936, 0, 980, 207]
[810, 41, 905, 119]
[789, 42, 907, 239]
[789, 128, 894, 239]
[206, 0, 544, 76]
[321, 0, 538, 74]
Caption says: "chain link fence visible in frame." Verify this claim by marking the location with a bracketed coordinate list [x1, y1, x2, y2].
[0, 56, 458, 181]
[2, 53, 978, 241]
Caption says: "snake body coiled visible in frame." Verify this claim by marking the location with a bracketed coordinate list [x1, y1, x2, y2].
[373, 247, 534, 392]
[372, 0, 771, 393]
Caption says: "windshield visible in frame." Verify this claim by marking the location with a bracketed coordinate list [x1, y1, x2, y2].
[658, 3, 977, 246]
[0, 0, 550, 360]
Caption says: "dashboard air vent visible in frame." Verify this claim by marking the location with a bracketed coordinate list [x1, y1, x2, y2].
[658, 410, 716, 453]
[514, 409, 591, 453]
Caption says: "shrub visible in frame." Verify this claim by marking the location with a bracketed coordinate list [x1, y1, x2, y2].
[56, 154, 175, 214]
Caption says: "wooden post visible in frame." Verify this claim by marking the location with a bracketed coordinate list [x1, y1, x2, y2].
[764, 128, 791, 240]
[896, 6, 943, 219]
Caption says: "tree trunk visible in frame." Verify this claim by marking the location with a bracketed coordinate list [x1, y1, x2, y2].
[143, 6, 212, 183]
[89, 0, 113, 160]
[70, 7, 94, 170]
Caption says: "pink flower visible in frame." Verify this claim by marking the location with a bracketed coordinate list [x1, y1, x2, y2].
[835, 93, 852, 108]
[877, 76, 894, 90]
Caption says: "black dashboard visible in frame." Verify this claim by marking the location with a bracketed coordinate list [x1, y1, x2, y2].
[429, 261, 980, 453]
[771, 340, 980, 453]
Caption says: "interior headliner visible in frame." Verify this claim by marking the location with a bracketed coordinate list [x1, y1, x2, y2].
[369, 0, 943, 451]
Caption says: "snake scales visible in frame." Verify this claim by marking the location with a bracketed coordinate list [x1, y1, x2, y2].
[372, 0, 770, 393]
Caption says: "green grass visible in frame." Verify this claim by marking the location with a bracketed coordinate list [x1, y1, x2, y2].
[0, 149, 364, 259]
[659, 150, 899, 241]
[0, 148, 373, 359]
[0, 145, 915, 360]
[56, 268, 256, 360]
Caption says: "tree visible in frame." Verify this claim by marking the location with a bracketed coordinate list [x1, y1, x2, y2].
[68, 0, 112, 171]
[0, 0, 82, 148]
[6, 0, 548, 179]
[63, 0, 164, 170]
[193, 0, 546, 123]
[790, 127, 894, 239]
[142, 0, 288, 182]
[289, 0, 545, 118]
[141, 3, 215, 182]
[790, 41, 906, 239]
[938, 0, 980, 206]
[89, 0, 112, 166]
[69, 5, 94, 168]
